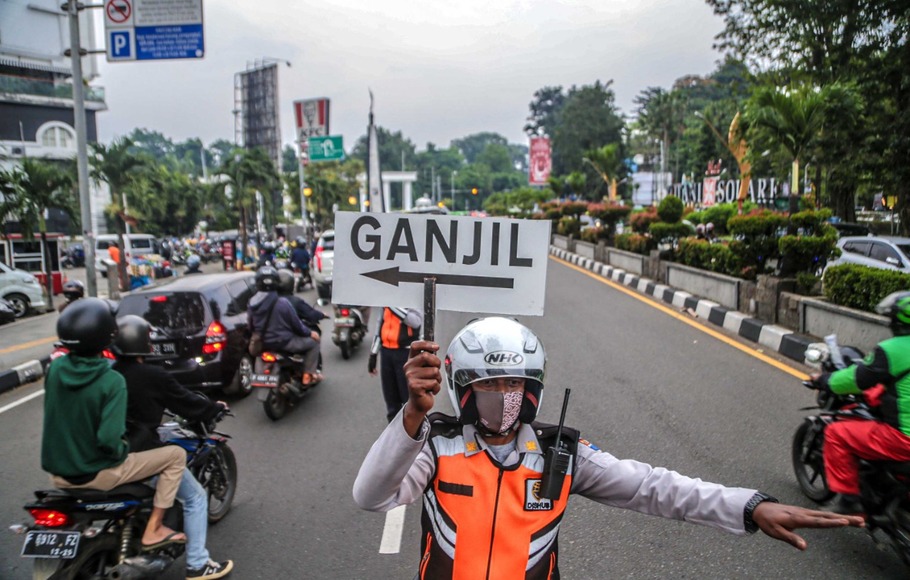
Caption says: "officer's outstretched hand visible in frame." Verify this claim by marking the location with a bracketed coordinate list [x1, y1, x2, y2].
[753, 502, 864, 550]
[402, 340, 441, 438]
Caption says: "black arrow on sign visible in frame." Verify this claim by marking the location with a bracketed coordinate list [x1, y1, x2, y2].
[362, 267, 514, 289]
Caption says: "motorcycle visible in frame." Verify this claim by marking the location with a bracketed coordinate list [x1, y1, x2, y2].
[10, 411, 236, 579]
[159, 408, 237, 524]
[251, 351, 321, 421]
[332, 305, 369, 360]
[792, 337, 910, 566]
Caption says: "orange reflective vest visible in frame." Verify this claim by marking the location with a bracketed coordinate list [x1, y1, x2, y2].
[419, 417, 578, 579]
[379, 307, 416, 350]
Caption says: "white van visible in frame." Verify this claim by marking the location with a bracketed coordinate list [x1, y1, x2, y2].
[94, 234, 158, 273]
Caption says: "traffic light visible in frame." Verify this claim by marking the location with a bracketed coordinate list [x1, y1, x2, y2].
[471, 187, 478, 195]
[303, 187, 313, 197]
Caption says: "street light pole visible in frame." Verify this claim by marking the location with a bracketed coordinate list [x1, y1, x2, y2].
[65, 0, 97, 297]
[450, 171, 456, 211]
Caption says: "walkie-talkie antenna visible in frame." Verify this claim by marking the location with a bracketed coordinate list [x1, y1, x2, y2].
[555, 388, 571, 448]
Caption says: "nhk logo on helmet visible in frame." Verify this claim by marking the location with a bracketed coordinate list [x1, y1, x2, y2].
[525, 479, 553, 511]
[484, 351, 523, 366]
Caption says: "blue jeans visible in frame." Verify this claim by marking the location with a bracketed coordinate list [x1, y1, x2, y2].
[152, 468, 209, 569]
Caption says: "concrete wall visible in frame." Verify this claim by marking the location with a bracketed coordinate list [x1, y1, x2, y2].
[575, 240, 596, 259]
[800, 298, 891, 352]
[605, 248, 645, 276]
[553, 235, 570, 250]
[666, 263, 741, 310]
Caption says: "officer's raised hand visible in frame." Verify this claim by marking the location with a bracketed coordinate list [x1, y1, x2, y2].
[403, 340, 441, 438]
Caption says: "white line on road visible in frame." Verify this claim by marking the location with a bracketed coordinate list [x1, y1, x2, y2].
[0, 389, 44, 415]
[378, 504, 407, 554]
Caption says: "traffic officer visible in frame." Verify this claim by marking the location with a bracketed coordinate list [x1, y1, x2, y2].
[353, 317, 864, 578]
[368, 306, 422, 422]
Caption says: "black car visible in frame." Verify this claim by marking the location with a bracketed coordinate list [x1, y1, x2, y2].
[116, 272, 257, 396]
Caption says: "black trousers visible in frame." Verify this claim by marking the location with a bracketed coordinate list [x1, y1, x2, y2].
[380, 347, 410, 422]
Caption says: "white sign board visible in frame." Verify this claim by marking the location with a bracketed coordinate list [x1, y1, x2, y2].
[332, 212, 551, 315]
[104, 0, 205, 62]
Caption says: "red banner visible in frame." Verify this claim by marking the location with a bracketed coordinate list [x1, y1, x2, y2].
[529, 137, 551, 186]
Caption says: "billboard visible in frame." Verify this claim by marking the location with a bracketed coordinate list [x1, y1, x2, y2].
[294, 98, 330, 141]
[529, 137, 551, 186]
[239, 63, 281, 170]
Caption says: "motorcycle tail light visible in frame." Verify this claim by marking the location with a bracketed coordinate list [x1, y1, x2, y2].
[101, 349, 116, 360]
[203, 321, 226, 355]
[340, 308, 350, 317]
[29, 509, 70, 528]
[261, 352, 277, 362]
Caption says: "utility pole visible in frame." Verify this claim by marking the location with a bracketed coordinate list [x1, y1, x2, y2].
[65, 1, 98, 297]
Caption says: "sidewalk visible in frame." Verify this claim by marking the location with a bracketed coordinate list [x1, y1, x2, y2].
[551, 246, 816, 365]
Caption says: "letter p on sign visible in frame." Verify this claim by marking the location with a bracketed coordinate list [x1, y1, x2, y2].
[108, 30, 133, 61]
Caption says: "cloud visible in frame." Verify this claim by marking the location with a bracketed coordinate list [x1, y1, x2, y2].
[96, 0, 722, 151]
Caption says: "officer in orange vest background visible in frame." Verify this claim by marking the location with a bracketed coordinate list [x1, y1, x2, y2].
[354, 317, 863, 579]
[368, 306, 422, 422]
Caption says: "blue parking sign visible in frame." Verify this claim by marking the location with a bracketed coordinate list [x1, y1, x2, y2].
[109, 30, 133, 60]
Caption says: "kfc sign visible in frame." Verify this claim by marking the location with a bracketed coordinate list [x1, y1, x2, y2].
[529, 137, 551, 186]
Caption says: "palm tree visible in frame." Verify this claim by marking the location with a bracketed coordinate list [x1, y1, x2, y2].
[90, 137, 147, 288]
[746, 84, 857, 208]
[0, 159, 76, 310]
[565, 171, 587, 200]
[695, 111, 752, 213]
[583, 144, 624, 202]
[635, 88, 687, 186]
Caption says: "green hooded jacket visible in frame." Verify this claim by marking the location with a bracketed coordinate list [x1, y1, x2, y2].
[41, 355, 129, 478]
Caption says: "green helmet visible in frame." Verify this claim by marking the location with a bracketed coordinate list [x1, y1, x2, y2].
[875, 291, 910, 335]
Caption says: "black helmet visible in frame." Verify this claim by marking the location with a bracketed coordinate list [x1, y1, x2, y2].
[256, 265, 280, 291]
[876, 291, 910, 336]
[113, 315, 152, 357]
[57, 297, 118, 355]
[277, 269, 295, 295]
[62, 279, 85, 302]
[295, 236, 305, 247]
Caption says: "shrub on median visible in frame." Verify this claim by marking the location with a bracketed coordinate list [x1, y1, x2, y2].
[823, 264, 910, 312]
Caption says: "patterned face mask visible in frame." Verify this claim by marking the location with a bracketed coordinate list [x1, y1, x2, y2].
[474, 390, 524, 435]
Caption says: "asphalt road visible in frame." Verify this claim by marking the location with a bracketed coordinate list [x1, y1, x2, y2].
[1, 256, 906, 578]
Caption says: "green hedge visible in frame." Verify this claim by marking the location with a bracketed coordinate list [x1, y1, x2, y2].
[657, 196, 684, 223]
[677, 238, 740, 275]
[823, 264, 910, 312]
[557, 216, 580, 236]
[649, 222, 693, 243]
[615, 233, 655, 255]
[630, 208, 659, 233]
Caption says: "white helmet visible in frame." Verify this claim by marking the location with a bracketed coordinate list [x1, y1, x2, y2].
[445, 317, 546, 426]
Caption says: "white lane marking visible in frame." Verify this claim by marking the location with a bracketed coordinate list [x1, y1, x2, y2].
[378, 505, 407, 554]
[0, 389, 44, 415]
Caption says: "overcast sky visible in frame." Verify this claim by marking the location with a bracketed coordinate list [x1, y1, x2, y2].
[93, 0, 724, 152]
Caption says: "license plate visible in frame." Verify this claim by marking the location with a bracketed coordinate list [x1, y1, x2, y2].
[334, 317, 354, 326]
[21, 530, 80, 559]
[251, 373, 279, 387]
[151, 342, 176, 356]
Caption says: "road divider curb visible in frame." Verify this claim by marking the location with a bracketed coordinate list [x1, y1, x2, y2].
[0, 357, 48, 396]
[551, 247, 815, 364]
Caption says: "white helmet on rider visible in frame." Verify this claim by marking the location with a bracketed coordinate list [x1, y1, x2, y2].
[444, 317, 546, 434]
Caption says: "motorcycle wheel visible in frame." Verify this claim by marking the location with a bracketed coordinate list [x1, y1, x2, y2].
[225, 355, 253, 398]
[264, 389, 288, 421]
[791, 420, 835, 503]
[204, 444, 238, 524]
[340, 338, 351, 360]
[40, 534, 119, 580]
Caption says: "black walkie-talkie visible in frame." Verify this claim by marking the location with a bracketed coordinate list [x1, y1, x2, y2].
[539, 388, 572, 500]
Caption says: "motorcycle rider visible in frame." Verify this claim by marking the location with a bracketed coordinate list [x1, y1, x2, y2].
[291, 237, 311, 290]
[811, 290, 910, 514]
[185, 253, 203, 275]
[368, 306, 422, 422]
[354, 317, 864, 577]
[111, 315, 234, 579]
[42, 298, 188, 550]
[257, 241, 277, 267]
[57, 279, 85, 313]
[248, 266, 321, 385]
[277, 269, 326, 330]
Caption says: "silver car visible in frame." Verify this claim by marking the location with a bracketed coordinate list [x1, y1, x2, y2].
[0, 261, 48, 318]
[826, 236, 910, 273]
[312, 230, 334, 301]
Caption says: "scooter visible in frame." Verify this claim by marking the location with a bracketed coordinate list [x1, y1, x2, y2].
[250, 351, 321, 421]
[332, 305, 369, 360]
